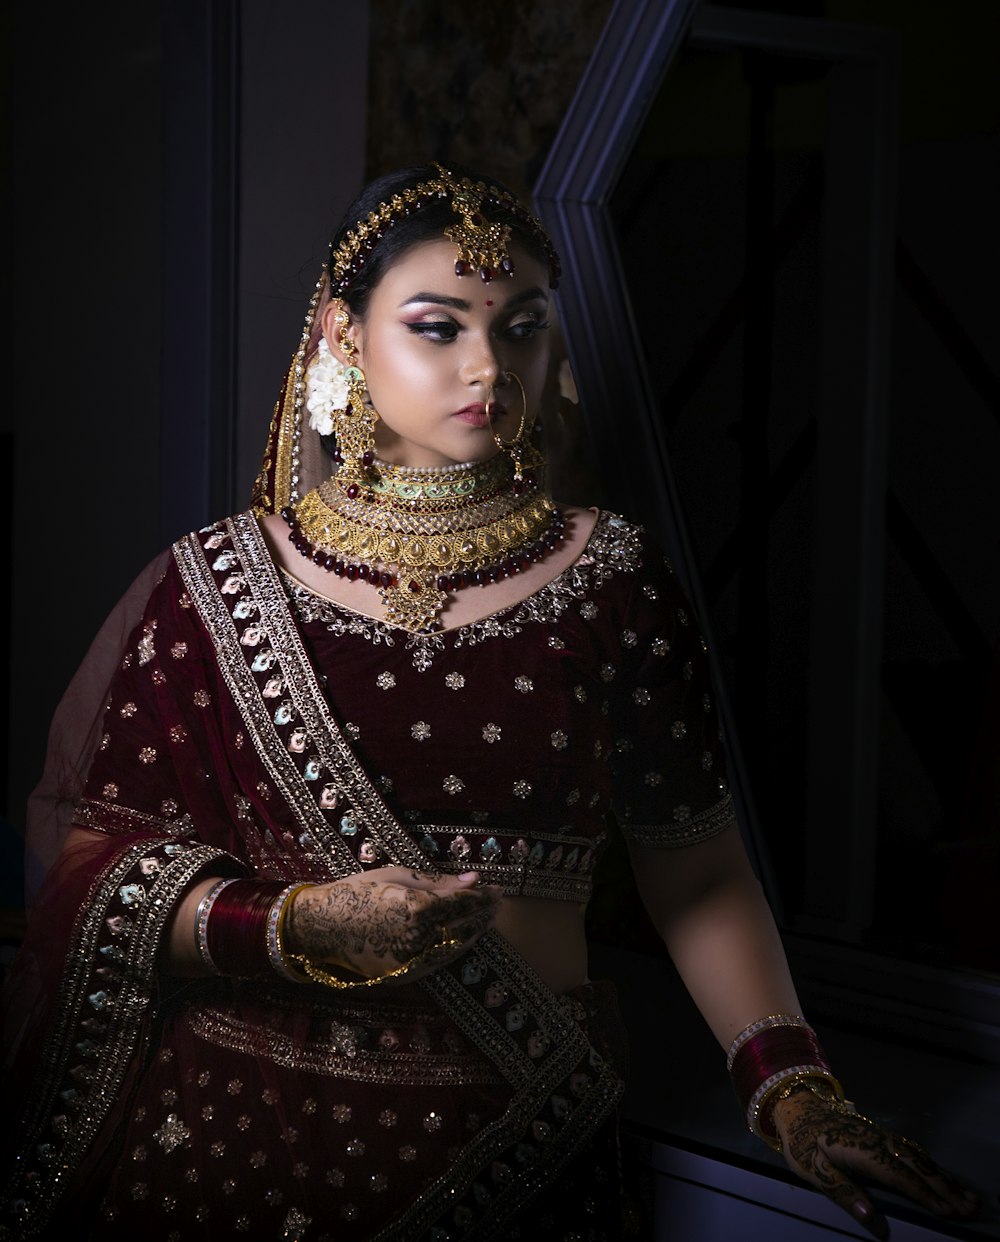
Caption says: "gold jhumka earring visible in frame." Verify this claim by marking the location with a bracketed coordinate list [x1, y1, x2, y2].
[330, 302, 378, 496]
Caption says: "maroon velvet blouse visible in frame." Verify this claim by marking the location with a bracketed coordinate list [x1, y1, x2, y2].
[281, 511, 734, 899]
[77, 511, 734, 904]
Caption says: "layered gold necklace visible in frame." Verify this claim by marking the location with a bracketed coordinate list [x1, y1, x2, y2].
[282, 456, 565, 632]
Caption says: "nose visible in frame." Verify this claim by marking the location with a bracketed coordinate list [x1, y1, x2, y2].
[459, 331, 504, 389]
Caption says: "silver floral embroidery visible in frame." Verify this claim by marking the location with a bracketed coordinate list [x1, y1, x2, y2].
[411, 721, 431, 741]
[445, 672, 466, 689]
[702, 751, 714, 771]
[345, 721, 361, 739]
[103, 782, 119, 799]
[633, 688, 651, 705]
[580, 601, 598, 620]
[171, 642, 189, 660]
[376, 671, 396, 690]
[702, 694, 712, 713]
[513, 780, 532, 798]
[548, 636, 565, 650]
[154, 1114, 191, 1154]
[673, 805, 692, 822]
[683, 661, 694, 681]
[574, 685, 587, 703]
[671, 721, 688, 740]
[120, 702, 137, 719]
[621, 629, 637, 648]
[652, 637, 670, 656]
[482, 723, 502, 743]
[443, 774, 465, 795]
[283, 1208, 312, 1237]
[139, 747, 157, 765]
[643, 584, 659, 600]
[600, 663, 616, 682]
[645, 772, 663, 786]
[514, 676, 533, 693]
[677, 608, 689, 626]
[550, 731, 568, 750]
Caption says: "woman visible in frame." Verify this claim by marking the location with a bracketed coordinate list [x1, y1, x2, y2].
[1, 164, 978, 1241]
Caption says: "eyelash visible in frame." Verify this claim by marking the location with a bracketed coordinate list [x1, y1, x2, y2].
[406, 319, 550, 343]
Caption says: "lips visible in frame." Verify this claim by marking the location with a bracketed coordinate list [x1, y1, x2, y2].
[453, 402, 503, 428]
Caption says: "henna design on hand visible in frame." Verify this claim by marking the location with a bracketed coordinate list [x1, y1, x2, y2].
[774, 1087, 979, 1239]
[285, 876, 495, 978]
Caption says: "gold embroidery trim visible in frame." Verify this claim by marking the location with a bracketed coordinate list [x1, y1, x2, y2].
[188, 1001, 501, 1086]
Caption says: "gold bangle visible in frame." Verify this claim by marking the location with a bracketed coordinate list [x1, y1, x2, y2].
[286, 928, 462, 991]
[762, 1073, 851, 1150]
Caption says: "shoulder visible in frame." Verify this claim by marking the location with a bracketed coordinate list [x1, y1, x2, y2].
[573, 508, 673, 583]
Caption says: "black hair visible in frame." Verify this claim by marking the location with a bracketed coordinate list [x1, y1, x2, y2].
[330, 163, 559, 320]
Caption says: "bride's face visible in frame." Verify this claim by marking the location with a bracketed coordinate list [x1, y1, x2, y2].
[323, 237, 552, 469]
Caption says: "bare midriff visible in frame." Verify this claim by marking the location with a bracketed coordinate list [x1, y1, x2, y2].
[493, 895, 589, 995]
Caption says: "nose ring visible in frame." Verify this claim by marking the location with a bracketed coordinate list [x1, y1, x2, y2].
[486, 372, 527, 448]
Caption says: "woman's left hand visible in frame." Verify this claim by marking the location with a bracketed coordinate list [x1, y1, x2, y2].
[772, 1086, 980, 1239]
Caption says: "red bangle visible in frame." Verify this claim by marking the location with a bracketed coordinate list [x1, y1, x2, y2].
[205, 879, 289, 976]
[727, 1016, 840, 1143]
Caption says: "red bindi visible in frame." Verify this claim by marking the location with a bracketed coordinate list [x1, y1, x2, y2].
[485, 299, 494, 307]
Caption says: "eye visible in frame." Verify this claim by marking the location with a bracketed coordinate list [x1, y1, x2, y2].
[406, 320, 459, 342]
[506, 316, 550, 341]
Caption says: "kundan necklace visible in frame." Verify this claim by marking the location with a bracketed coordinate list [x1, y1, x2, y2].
[281, 455, 565, 632]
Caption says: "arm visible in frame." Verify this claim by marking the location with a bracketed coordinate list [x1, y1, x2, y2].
[628, 824, 799, 1051]
[156, 857, 498, 982]
[629, 826, 978, 1236]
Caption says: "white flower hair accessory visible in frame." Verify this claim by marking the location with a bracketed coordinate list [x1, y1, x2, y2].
[304, 337, 351, 437]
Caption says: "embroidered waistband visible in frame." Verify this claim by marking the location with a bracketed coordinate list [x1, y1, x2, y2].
[413, 825, 601, 903]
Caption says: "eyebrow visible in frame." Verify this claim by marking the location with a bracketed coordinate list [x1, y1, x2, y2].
[398, 285, 549, 311]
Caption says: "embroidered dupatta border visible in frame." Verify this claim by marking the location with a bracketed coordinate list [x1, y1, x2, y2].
[175, 516, 624, 1240]
[1, 842, 226, 1241]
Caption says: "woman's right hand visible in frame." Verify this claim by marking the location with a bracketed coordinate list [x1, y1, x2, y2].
[283, 867, 499, 982]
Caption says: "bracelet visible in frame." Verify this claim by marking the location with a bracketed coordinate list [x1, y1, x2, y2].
[727, 1015, 843, 1147]
[194, 878, 240, 973]
[286, 927, 463, 991]
[267, 884, 313, 983]
[205, 879, 291, 976]
[726, 1013, 812, 1070]
[750, 1068, 845, 1149]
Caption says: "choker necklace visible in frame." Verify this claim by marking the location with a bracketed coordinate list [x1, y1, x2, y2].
[281, 457, 565, 632]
